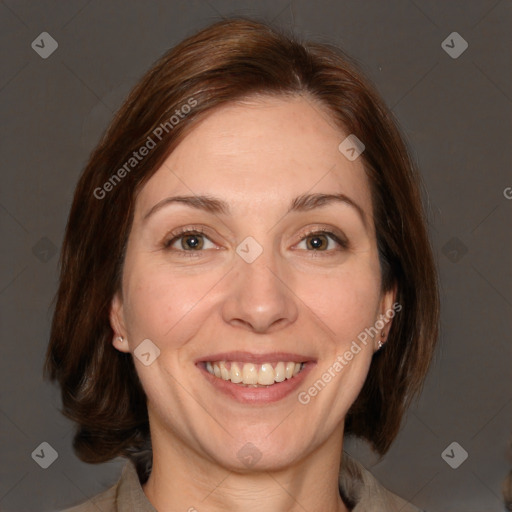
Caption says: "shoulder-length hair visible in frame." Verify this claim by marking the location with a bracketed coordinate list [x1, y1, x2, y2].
[44, 17, 439, 471]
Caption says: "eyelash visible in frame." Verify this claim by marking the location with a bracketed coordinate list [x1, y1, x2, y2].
[297, 228, 349, 252]
[162, 226, 210, 255]
[162, 226, 349, 256]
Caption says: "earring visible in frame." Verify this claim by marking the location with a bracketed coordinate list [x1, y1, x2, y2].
[378, 330, 386, 349]
[117, 336, 125, 342]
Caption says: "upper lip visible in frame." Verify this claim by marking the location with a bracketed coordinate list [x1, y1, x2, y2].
[196, 351, 316, 365]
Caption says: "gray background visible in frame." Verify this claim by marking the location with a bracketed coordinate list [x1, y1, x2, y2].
[0, 1, 511, 511]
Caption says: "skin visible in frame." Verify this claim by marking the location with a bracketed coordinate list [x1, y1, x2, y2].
[110, 94, 395, 512]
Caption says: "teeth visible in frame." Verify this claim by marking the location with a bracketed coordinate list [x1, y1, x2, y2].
[219, 361, 229, 380]
[242, 363, 259, 384]
[274, 362, 286, 382]
[205, 361, 305, 386]
[258, 363, 275, 385]
[230, 362, 243, 383]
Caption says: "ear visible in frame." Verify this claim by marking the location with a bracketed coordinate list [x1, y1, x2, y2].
[110, 291, 130, 354]
[376, 284, 398, 347]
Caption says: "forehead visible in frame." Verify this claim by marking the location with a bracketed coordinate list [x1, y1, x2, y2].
[136, 95, 373, 218]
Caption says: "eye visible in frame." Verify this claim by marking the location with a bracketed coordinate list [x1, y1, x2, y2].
[163, 229, 216, 251]
[295, 230, 347, 251]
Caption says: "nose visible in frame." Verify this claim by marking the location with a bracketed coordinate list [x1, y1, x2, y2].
[221, 247, 299, 334]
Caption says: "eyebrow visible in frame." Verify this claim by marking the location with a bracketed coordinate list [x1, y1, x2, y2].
[143, 195, 229, 222]
[142, 192, 367, 228]
[290, 193, 367, 228]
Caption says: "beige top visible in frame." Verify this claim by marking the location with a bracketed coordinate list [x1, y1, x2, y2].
[61, 454, 423, 512]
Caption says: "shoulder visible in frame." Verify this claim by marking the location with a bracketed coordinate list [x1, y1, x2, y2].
[58, 459, 156, 512]
[58, 484, 118, 512]
[57, 461, 130, 512]
[340, 452, 426, 512]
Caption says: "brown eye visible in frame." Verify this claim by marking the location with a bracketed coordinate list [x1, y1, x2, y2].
[180, 234, 204, 250]
[305, 234, 329, 250]
[296, 230, 347, 252]
[164, 230, 216, 252]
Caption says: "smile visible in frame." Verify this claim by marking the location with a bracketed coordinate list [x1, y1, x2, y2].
[205, 360, 306, 386]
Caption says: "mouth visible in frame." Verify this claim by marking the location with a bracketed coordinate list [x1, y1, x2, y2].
[196, 352, 316, 404]
[203, 360, 306, 387]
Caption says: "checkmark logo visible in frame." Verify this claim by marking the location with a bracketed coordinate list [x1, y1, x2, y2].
[338, 134, 365, 161]
[236, 236, 263, 263]
[237, 442, 262, 468]
[441, 32, 468, 59]
[31, 32, 58, 59]
[32, 236, 57, 263]
[134, 339, 161, 366]
[31, 442, 58, 469]
[442, 441, 468, 469]
[442, 237, 468, 263]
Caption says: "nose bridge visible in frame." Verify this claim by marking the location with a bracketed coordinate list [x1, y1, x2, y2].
[240, 248, 280, 295]
[222, 236, 298, 332]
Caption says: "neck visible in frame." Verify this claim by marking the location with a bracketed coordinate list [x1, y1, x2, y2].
[142, 422, 350, 512]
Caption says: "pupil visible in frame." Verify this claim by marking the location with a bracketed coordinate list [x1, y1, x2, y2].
[184, 235, 201, 249]
[309, 235, 325, 250]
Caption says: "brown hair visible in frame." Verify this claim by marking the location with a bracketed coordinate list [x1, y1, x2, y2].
[44, 17, 439, 472]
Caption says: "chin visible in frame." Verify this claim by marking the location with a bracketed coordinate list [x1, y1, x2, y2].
[212, 440, 305, 473]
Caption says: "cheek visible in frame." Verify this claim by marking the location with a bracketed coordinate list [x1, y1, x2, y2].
[294, 259, 382, 342]
[122, 257, 226, 344]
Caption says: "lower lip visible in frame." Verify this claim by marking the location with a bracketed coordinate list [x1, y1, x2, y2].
[197, 362, 316, 404]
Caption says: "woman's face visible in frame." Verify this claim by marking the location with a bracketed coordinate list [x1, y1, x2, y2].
[111, 94, 395, 471]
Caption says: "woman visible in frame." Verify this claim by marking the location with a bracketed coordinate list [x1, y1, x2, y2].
[45, 18, 439, 512]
